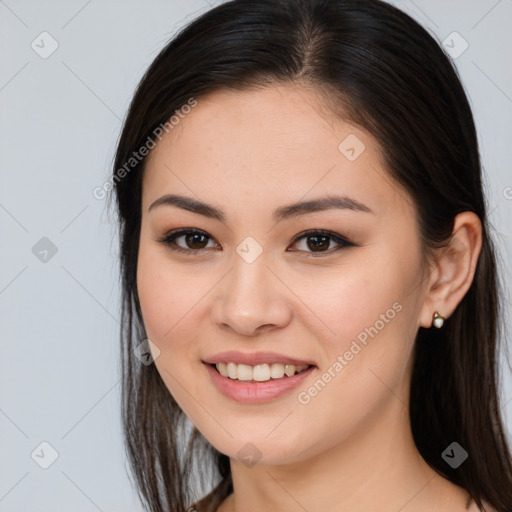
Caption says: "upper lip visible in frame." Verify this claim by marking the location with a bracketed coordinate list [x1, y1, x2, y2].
[202, 351, 316, 367]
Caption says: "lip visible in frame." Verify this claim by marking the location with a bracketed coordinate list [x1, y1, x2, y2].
[203, 362, 316, 404]
[202, 351, 315, 367]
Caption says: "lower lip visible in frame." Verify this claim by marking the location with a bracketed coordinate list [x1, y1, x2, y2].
[204, 363, 316, 404]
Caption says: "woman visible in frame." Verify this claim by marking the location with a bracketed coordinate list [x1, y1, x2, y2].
[110, 0, 512, 510]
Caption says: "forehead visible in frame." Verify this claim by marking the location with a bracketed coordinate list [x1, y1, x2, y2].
[142, 84, 409, 219]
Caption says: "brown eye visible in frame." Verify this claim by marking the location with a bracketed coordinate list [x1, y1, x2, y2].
[305, 234, 330, 252]
[182, 232, 209, 250]
[289, 229, 355, 257]
[157, 228, 218, 255]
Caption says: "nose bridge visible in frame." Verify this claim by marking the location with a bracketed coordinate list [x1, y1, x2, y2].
[212, 243, 291, 335]
[229, 249, 270, 302]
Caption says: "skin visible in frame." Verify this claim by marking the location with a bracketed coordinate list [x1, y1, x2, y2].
[137, 83, 483, 512]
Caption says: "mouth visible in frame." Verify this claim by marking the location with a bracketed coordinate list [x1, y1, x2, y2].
[209, 362, 314, 382]
[202, 358, 317, 404]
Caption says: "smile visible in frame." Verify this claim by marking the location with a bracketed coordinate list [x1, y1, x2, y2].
[203, 362, 316, 404]
[215, 362, 310, 381]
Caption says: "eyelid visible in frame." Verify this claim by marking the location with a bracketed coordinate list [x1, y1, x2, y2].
[156, 227, 355, 256]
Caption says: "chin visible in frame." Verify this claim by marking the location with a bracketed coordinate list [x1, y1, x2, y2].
[200, 429, 314, 467]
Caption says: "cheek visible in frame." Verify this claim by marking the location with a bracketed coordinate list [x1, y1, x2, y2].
[308, 249, 419, 355]
[136, 242, 201, 343]
[136, 241, 217, 403]
[297, 243, 422, 418]
[280, 265, 418, 462]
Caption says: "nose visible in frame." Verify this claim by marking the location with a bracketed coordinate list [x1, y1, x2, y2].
[211, 253, 292, 337]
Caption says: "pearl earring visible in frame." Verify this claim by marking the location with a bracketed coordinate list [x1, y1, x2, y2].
[432, 311, 445, 328]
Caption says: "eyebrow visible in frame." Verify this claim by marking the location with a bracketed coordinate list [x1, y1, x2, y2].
[148, 193, 374, 222]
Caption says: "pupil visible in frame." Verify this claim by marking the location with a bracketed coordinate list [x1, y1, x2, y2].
[307, 235, 329, 252]
[186, 233, 207, 249]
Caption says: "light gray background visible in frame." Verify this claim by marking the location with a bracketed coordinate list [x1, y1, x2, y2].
[1, 0, 511, 510]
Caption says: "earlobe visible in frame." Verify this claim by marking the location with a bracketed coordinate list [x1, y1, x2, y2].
[419, 211, 483, 329]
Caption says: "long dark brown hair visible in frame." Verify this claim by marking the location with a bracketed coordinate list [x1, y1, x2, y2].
[109, 0, 512, 510]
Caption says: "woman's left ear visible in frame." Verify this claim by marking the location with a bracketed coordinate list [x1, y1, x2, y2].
[419, 211, 483, 328]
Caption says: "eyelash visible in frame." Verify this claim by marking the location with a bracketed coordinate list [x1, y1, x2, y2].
[156, 228, 356, 258]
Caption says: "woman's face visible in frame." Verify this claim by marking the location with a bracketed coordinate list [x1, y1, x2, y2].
[137, 84, 430, 465]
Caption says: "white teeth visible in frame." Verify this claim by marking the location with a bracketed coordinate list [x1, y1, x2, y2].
[237, 364, 253, 381]
[215, 362, 310, 381]
[253, 364, 270, 381]
[227, 362, 237, 379]
[284, 364, 296, 377]
[217, 362, 228, 377]
[270, 363, 285, 379]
